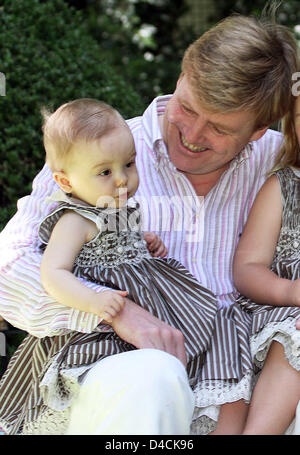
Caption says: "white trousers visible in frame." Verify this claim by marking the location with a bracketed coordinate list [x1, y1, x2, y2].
[286, 402, 300, 435]
[293, 403, 300, 434]
[66, 349, 195, 435]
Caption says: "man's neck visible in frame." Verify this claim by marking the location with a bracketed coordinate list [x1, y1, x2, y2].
[181, 166, 228, 196]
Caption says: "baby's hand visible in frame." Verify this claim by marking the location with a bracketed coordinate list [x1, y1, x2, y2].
[144, 232, 168, 258]
[99, 290, 128, 323]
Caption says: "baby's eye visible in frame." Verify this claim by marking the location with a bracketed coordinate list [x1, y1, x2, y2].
[126, 160, 135, 168]
[99, 169, 111, 176]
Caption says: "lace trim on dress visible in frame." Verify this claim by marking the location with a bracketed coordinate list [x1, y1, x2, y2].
[38, 359, 103, 412]
[190, 412, 219, 435]
[20, 355, 106, 435]
[193, 370, 253, 408]
[250, 317, 300, 370]
[189, 371, 254, 434]
[22, 407, 70, 435]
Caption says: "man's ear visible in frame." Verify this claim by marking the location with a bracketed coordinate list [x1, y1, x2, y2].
[176, 72, 184, 88]
[53, 171, 73, 193]
[249, 126, 269, 142]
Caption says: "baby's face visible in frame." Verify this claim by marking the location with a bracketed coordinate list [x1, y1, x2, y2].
[66, 126, 139, 208]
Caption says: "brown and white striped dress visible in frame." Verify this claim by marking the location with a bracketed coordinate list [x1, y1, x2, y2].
[237, 167, 300, 372]
[0, 198, 219, 434]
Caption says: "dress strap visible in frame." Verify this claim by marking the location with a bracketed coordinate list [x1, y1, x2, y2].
[38, 202, 106, 245]
[39, 196, 142, 245]
[275, 167, 295, 204]
[275, 167, 300, 229]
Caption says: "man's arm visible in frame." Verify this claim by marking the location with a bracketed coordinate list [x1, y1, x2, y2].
[111, 298, 187, 366]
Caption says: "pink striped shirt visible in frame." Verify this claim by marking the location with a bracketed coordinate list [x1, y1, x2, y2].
[0, 95, 283, 337]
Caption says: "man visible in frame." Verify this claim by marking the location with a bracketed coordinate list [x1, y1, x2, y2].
[0, 13, 299, 434]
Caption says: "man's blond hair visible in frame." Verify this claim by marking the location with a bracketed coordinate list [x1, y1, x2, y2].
[182, 11, 299, 128]
[42, 98, 126, 171]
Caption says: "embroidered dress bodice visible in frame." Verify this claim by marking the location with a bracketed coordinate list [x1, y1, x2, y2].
[39, 195, 152, 274]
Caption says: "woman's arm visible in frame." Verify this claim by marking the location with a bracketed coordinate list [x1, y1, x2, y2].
[234, 174, 299, 306]
[40, 211, 127, 323]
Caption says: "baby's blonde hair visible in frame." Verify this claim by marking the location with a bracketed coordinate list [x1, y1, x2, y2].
[42, 98, 126, 171]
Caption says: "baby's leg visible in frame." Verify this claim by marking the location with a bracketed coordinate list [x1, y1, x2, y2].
[210, 400, 249, 435]
[243, 341, 300, 435]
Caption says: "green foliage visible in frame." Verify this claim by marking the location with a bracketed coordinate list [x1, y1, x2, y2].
[210, 0, 300, 27]
[0, 0, 144, 230]
[81, 0, 195, 105]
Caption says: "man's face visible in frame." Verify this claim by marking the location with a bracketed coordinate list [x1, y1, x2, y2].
[162, 75, 267, 176]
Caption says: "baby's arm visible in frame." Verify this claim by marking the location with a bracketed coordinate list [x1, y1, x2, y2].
[144, 232, 168, 257]
[234, 175, 300, 307]
[41, 211, 127, 323]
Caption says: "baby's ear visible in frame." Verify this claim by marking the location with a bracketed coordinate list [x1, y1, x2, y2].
[53, 171, 73, 193]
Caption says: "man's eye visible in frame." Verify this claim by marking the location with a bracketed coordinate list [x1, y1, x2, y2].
[182, 104, 193, 114]
[99, 169, 110, 176]
[212, 125, 226, 135]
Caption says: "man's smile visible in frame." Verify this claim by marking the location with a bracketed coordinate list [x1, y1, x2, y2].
[180, 134, 209, 153]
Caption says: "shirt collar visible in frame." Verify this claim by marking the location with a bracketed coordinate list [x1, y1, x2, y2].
[228, 142, 253, 171]
[141, 94, 171, 162]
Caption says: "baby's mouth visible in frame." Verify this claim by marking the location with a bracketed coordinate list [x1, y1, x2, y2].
[181, 134, 208, 152]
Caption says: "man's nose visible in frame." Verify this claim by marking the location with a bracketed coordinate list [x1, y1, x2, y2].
[184, 118, 207, 144]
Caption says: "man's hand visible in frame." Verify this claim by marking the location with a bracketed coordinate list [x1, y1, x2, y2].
[110, 297, 187, 366]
